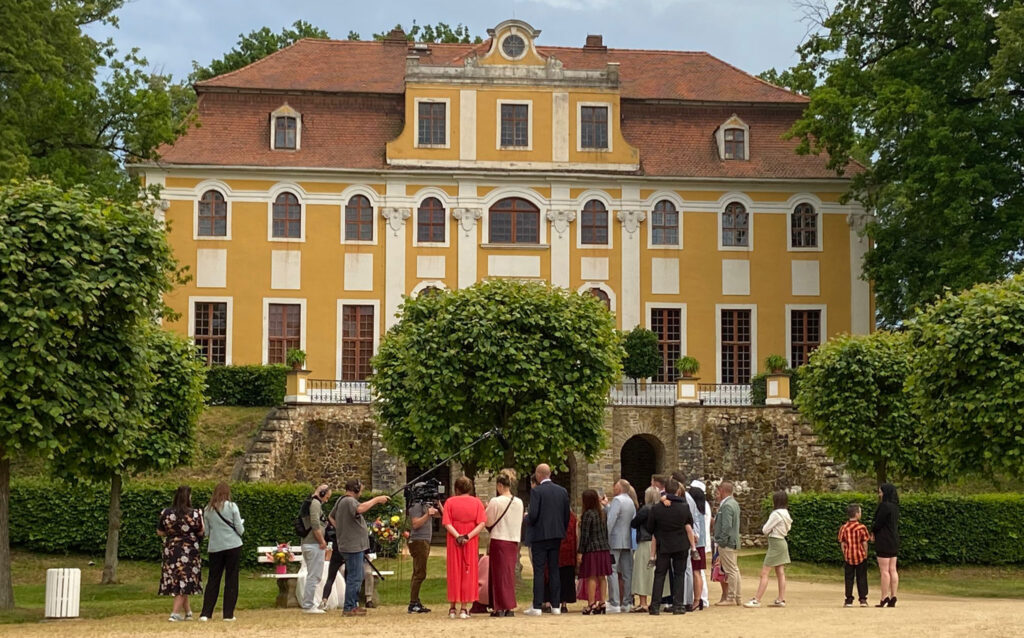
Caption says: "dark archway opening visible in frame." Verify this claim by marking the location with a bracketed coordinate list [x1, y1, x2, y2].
[620, 435, 663, 493]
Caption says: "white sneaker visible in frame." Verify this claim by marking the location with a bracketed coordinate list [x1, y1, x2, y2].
[459, 610, 470, 619]
[606, 605, 620, 614]
[198, 616, 209, 622]
[771, 600, 786, 607]
[524, 607, 543, 616]
[223, 617, 236, 622]
[550, 607, 561, 615]
[168, 614, 183, 622]
[304, 607, 326, 614]
[743, 599, 761, 608]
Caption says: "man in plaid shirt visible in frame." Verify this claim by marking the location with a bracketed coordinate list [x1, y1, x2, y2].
[837, 503, 872, 607]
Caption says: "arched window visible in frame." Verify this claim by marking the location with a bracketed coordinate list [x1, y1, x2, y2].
[724, 128, 745, 160]
[272, 192, 301, 238]
[651, 200, 679, 246]
[417, 197, 446, 243]
[197, 190, 227, 237]
[274, 116, 297, 149]
[580, 199, 608, 245]
[345, 195, 373, 241]
[589, 287, 611, 310]
[792, 203, 818, 248]
[418, 285, 442, 298]
[489, 197, 539, 244]
[722, 201, 749, 247]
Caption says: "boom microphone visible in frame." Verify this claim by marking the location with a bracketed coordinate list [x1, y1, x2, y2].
[492, 428, 510, 450]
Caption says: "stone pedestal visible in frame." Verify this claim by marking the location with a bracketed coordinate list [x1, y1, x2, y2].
[676, 378, 700, 405]
[765, 373, 792, 406]
[284, 369, 311, 404]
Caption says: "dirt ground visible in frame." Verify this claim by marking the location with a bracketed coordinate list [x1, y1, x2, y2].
[8, 575, 1024, 638]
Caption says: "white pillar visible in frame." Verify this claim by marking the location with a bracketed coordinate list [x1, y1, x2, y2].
[617, 206, 645, 330]
[847, 209, 872, 334]
[453, 207, 482, 289]
[547, 209, 574, 289]
[381, 206, 410, 329]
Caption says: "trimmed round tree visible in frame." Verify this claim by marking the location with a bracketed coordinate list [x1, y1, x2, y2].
[371, 280, 623, 478]
[908, 274, 1024, 478]
[622, 327, 661, 393]
[796, 331, 936, 483]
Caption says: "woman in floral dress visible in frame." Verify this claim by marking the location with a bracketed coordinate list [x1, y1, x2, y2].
[158, 485, 205, 621]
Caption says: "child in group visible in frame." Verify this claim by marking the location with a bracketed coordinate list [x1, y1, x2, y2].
[837, 503, 871, 607]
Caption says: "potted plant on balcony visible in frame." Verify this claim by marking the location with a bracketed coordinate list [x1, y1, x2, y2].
[286, 348, 307, 371]
[675, 356, 701, 379]
[765, 354, 788, 374]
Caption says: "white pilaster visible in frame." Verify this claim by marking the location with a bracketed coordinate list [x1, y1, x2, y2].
[382, 205, 410, 329]
[548, 183, 572, 289]
[848, 209, 872, 334]
[454, 180, 480, 289]
[459, 90, 477, 161]
[552, 92, 569, 162]
[618, 186, 645, 329]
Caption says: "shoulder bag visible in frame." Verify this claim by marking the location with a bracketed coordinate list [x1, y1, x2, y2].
[486, 496, 516, 533]
[212, 503, 243, 540]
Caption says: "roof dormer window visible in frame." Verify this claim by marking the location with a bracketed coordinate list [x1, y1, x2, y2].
[724, 129, 745, 160]
[270, 104, 301, 150]
[715, 115, 749, 161]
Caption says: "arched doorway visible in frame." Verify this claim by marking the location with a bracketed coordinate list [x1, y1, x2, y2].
[620, 434, 664, 493]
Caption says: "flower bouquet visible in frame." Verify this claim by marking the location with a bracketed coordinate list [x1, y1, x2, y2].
[369, 515, 403, 558]
[265, 543, 294, 575]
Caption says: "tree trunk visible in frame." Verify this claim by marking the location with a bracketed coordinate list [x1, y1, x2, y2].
[0, 454, 15, 609]
[875, 460, 888, 485]
[101, 474, 122, 585]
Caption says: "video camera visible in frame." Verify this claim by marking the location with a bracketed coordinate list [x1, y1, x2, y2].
[407, 478, 444, 508]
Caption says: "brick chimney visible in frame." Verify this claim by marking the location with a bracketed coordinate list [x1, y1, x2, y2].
[584, 34, 607, 52]
[383, 27, 407, 46]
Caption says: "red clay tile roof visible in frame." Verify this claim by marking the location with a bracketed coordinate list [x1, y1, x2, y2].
[197, 39, 807, 104]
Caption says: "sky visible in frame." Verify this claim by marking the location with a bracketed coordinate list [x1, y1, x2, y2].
[85, 0, 815, 82]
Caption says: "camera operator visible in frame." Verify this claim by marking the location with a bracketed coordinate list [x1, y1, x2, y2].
[407, 483, 442, 613]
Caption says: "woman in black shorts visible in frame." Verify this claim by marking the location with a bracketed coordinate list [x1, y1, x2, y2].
[872, 484, 900, 607]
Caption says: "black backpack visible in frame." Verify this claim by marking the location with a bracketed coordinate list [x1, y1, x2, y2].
[293, 497, 313, 538]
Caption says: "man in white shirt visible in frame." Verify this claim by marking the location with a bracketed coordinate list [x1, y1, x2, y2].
[605, 479, 637, 613]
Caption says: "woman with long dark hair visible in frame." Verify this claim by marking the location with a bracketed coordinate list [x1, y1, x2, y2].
[873, 483, 900, 607]
[687, 483, 708, 610]
[200, 482, 244, 621]
[577, 488, 613, 614]
[157, 485, 205, 621]
[485, 469, 524, 617]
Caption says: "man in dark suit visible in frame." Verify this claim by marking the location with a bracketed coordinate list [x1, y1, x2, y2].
[646, 478, 698, 615]
[525, 463, 570, 616]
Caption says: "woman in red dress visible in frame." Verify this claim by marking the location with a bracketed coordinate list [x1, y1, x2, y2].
[442, 476, 486, 619]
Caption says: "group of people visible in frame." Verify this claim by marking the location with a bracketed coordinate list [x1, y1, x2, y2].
[154, 473, 901, 621]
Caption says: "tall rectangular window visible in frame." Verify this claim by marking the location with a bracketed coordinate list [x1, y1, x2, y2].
[275, 116, 297, 149]
[721, 309, 752, 384]
[268, 303, 301, 365]
[724, 128, 745, 160]
[790, 309, 821, 367]
[651, 308, 682, 383]
[580, 105, 609, 149]
[500, 103, 529, 147]
[342, 305, 375, 380]
[194, 302, 227, 366]
[417, 102, 446, 146]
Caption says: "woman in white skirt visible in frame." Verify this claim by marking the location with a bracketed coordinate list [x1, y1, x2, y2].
[628, 487, 660, 612]
[744, 490, 793, 608]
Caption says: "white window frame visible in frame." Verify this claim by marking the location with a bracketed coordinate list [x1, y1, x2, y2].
[717, 192, 755, 252]
[411, 280, 447, 296]
[187, 296, 233, 365]
[261, 297, 307, 365]
[411, 189, 451, 248]
[715, 114, 750, 161]
[645, 302, 688, 383]
[496, 99, 533, 151]
[193, 181, 232, 241]
[580, 282, 617, 315]
[715, 303, 758, 384]
[575, 191, 614, 249]
[785, 304, 827, 368]
[414, 97, 451, 149]
[787, 193, 825, 252]
[576, 102, 612, 152]
[267, 183, 306, 243]
[340, 185, 380, 246]
[481, 188, 548, 246]
[270, 104, 301, 151]
[645, 192, 685, 250]
[335, 299, 381, 380]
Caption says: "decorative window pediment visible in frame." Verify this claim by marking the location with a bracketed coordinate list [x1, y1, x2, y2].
[270, 104, 301, 150]
[715, 114, 749, 161]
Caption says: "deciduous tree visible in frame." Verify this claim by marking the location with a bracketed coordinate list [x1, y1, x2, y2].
[190, 20, 330, 82]
[370, 21, 483, 43]
[621, 327, 661, 394]
[371, 281, 622, 478]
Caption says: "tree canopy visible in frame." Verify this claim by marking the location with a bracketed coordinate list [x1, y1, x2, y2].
[370, 21, 482, 43]
[0, 0, 193, 204]
[783, 0, 1024, 325]
[621, 327, 661, 387]
[371, 280, 622, 478]
[907, 274, 1024, 478]
[796, 331, 936, 483]
[190, 20, 330, 82]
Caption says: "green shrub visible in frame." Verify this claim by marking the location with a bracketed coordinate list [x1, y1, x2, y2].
[765, 492, 1024, 565]
[10, 479, 404, 567]
[751, 368, 800, 406]
[205, 365, 287, 406]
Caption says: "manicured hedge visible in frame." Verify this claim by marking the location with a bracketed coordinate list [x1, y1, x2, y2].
[205, 364, 287, 406]
[10, 479, 404, 567]
[765, 492, 1024, 565]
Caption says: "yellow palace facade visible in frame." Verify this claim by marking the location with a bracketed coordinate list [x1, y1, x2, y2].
[140, 20, 872, 387]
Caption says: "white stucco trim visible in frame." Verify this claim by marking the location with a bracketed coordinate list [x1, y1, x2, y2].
[411, 280, 447, 296]
[575, 189, 614, 249]
[576, 101, 613, 153]
[193, 179, 233, 241]
[784, 304, 828, 368]
[495, 99, 533, 151]
[580, 282, 617, 314]
[270, 104, 301, 151]
[480, 187, 549, 246]
[413, 97, 451, 149]
[261, 297, 307, 365]
[187, 296, 233, 365]
[339, 185, 381, 246]
[714, 303, 758, 384]
[266, 182, 307, 243]
[716, 191, 755, 252]
[410, 187, 452, 248]
[786, 193, 825, 252]
[335, 299, 381, 380]
[644, 190, 685, 250]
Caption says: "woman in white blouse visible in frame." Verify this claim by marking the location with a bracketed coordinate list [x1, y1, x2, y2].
[485, 469, 525, 617]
